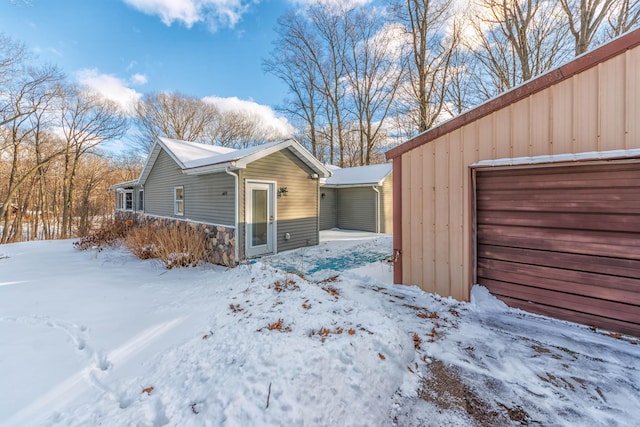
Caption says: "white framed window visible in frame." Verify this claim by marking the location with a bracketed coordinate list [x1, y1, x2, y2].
[138, 189, 144, 211]
[124, 191, 133, 210]
[117, 189, 133, 211]
[174, 186, 184, 216]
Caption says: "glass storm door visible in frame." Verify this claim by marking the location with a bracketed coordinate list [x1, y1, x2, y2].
[246, 181, 274, 257]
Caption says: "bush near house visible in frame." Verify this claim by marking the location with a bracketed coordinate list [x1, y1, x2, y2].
[74, 219, 208, 269]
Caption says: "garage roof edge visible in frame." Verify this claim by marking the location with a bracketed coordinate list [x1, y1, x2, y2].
[385, 28, 640, 160]
[471, 148, 640, 168]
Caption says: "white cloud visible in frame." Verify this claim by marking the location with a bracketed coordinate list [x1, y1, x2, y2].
[202, 96, 295, 137]
[288, 0, 372, 9]
[130, 73, 148, 86]
[75, 68, 142, 116]
[122, 0, 252, 30]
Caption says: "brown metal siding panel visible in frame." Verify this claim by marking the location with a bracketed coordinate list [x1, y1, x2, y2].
[392, 156, 403, 284]
[476, 162, 640, 336]
[401, 152, 412, 284]
[410, 146, 424, 286]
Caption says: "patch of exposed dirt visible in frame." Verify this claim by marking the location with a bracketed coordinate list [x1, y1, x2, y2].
[418, 360, 532, 426]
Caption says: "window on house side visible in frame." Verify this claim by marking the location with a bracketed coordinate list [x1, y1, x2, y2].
[138, 190, 144, 211]
[174, 186, 184, 215]
[124, 191, 133, 210]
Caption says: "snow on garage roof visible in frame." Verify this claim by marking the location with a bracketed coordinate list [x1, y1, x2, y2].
[322, 163, 392, 187]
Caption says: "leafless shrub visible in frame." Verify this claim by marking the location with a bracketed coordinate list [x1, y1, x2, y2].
[152, 222, 208, 269]
[73, 219, 130, 251]
[124, 223, 157, 259]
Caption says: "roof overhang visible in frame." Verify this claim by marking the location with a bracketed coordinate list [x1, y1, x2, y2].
[386, 28, 640, 160]
[181, 138, 331, 177]
[470, 148, 640, 170]
[108, 179, 139, 191]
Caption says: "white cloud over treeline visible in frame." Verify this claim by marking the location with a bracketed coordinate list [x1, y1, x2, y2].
[203, 95, 295, 137]
[122, 0, 252, 30]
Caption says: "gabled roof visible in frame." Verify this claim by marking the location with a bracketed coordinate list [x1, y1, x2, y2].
[108, 179, 139, 191]
[386, 28, 640, 160]
[321, 163, 392, 187]
[137, 137, 330, 185]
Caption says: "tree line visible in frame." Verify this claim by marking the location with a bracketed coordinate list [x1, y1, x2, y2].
[264, 0, 638, 166]
[1, 0, 638, 243]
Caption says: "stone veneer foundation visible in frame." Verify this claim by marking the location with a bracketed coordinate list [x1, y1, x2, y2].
[115, 211, 236, 267]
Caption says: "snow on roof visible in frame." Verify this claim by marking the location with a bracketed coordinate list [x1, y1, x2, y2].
[322, 163, 392, 187]
[158, 137, 237, 169]
[108, 179, 139, 191]
[140, 137, 330, 180]
[472, 148, 640, 168]
[180, 140, 285, 170]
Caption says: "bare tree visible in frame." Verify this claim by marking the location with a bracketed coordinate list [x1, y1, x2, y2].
[391, 0, 459, 133]
[0, 64, 64, 241]
[345, 10, 404, 164]
[264, 11, 325, 157]
[59, 87, 128, 237]
[207, 110, 280, 149]
[308, 3, 352, 166]
[134, 92, 219, 152]
[607, 0, 640, 37]
[470, 0, 569, 98]
[559, 0, 615, 55]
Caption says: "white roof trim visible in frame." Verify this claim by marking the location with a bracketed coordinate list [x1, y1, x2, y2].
[181, 138, 331, 177]
[136, 137, 331, 184]
[472, 148, 640, 168]
[108, 179, 139, 191]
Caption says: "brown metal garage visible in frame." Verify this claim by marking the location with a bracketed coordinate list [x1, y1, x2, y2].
[385, 28, 640, 336]
[474, 161, 640, 336]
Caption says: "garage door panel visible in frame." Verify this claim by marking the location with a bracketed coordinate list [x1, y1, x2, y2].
[477, 200, 640, 215]
[477, 174, 640, 191]
[478, 224, 640, 259]
[481, 279, 640, 324]
[477, 259, 640, 304]
[498, 296, 640, 338]
[476, 162, 640, 336]
[477, 211, 640, 232]
[477, 187, 640, 203]
[478, 245, 640, 279]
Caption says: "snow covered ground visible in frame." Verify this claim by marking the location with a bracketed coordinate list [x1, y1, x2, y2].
[0, 231, 638, 426]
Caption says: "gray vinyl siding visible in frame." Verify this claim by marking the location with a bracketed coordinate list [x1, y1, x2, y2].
[380, 175, 393, 234]
[319, 187, 337, 230]
[144, 148, 235, 225]
[337, 187, 376, 232]
[239, 149, 319, 258]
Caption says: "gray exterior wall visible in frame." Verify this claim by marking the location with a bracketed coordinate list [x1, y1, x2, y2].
[239, 149, 319, 258]
[337, 187, 377, 232]
[144, 148, 235, 225]
[319, 187, 337, 230]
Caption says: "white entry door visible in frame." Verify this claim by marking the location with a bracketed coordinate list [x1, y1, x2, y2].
[245, 181, 275, 257]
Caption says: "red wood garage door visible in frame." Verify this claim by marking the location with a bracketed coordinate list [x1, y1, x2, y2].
[475, 162, 640, 337]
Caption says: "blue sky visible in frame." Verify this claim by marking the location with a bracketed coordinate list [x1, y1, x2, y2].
[0, 0, 305, 137]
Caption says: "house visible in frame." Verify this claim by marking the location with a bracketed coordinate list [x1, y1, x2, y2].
[385, 29, 640, 336]
[319, 163, 393, 233]
[111, 137, 330, 266]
